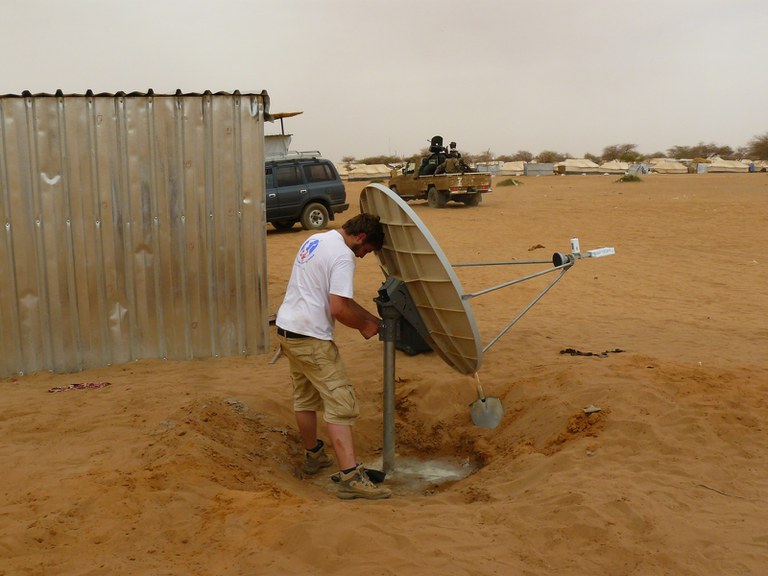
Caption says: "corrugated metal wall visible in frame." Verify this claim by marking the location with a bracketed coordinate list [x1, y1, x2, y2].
[0, 90, 270, 376]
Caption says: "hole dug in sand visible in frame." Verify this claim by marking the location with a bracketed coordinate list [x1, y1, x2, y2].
[370, 456, 477, 495]
[308, 455, 479, 497]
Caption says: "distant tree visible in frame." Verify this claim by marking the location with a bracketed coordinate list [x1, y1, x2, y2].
[735, 146, 750, 159]
[667, 145, 693, 158]
[747, 132, 768, 159]
[359, 154, 402, 165]
[341, 155, 356, 164]
[667, 142, 733, 160]
[602, 143, 643, 162]
[646, 151, 667, 159]
[476, 149, 494, 163]
[512, 150, 534, 162]
[716, 145, 735, 159]
[584, 152, 602, 164]
[536, 150, 565, 163]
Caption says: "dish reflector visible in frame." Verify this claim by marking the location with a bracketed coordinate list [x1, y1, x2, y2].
[360, 183, 483, 375]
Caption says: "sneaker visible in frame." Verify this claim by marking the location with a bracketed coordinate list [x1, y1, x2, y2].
[335, 465, 392, 500]
[303, 441, 334, 475]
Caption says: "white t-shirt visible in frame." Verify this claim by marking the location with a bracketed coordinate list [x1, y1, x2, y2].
[276, 229, 355, 340]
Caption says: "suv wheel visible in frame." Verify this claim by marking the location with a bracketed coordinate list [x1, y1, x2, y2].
[272, 219, 296, 231]
[301, 202, 330, 230]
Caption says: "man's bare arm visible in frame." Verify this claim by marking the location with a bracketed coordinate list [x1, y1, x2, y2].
[330, 294, 381, 339]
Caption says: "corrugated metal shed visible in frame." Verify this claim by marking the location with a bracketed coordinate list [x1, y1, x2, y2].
[0, 90, 270, 376]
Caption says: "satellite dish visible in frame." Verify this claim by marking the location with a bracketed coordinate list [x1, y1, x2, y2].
[359, 183, 483, 375]
[360, 183, 615, 473]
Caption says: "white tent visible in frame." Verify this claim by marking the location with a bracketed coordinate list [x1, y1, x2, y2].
[554, 158, 602, 174]
[598, 160, 629, 174]
[706, 157, 749, 173]
[498, 161, 526, 175]
[650, 159, 687, 174]
[344, 163, 393, 181]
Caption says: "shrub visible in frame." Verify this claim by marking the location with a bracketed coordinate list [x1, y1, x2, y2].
[498, 178, 522, 187]
[616, 174, 642, 183]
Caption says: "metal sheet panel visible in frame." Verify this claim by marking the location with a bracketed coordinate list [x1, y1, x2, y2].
[0, 90, 269, 375]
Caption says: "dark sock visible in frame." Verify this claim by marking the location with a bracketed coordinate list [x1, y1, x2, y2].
[308, 439, 324, 453]
[341, 465, 357, 474]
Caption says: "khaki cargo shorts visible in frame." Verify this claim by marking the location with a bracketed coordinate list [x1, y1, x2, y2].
[278, 335, 359, 426]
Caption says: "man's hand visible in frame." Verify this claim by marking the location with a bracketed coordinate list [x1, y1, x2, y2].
[359, 318, 381, 340]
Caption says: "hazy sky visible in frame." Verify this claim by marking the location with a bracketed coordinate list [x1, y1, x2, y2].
[3, 0, 767, 162]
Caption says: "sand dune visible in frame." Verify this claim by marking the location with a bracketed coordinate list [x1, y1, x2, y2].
[2, 173, 767, 575]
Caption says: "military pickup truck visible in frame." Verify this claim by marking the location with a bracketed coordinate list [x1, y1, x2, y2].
[387, 157, 492, 208]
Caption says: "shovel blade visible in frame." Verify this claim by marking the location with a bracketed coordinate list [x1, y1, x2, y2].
[470, 397, 504, 429]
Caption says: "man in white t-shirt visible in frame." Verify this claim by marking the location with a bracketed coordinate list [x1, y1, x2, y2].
[276, 213, 391, 499]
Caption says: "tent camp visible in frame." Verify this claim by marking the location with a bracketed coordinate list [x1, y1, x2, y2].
[499, 161, 526, 175]
[706, 157, 749, 173]
[474, 161, 503, 174]
[598, 160, 629, 174]
[628, 163, 651, 174]
[344, 163, 392, 181]
[554, 158, 602, 174]
[524, 163, 555, 176]
[650, 159, 687, 174]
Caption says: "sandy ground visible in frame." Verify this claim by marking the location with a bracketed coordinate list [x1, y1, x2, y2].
[2, 173, 767, 575]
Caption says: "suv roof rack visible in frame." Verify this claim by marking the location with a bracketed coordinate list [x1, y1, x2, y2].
[266, 150, 323, 161]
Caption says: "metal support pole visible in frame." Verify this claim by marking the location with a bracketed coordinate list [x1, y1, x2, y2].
[376, 286, 401, 475]
[382, 338, 396, 474]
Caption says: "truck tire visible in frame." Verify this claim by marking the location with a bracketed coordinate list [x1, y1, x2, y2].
[301, 202, 330, 230]
[462, 194, 482, 206]
[272, 219, 296, 231]
[427, 187, 447, 208]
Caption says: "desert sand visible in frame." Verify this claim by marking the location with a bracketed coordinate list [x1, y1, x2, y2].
[2, 173, 767, 575]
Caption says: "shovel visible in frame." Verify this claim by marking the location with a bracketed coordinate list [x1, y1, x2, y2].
[469, 373, 504, 429]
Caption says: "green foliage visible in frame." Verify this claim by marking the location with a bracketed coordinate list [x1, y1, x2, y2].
[667, 142, 735, 160]
[536, 150, 565, 163]
[498, 150, 534, 162]
[498, 178, 522, 187]
[584, 152, 602, 164]
[616, 174, 642, 183]
[358, 154, 403, 165]
[602, 143, 644, 162]
[747, 132, 768, 160]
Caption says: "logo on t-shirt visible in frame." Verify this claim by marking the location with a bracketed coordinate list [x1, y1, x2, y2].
[297, 239, 320, 264]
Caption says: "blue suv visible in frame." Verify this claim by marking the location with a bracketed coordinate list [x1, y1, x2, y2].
[265, 153, 349, 230]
